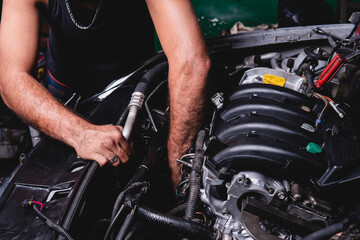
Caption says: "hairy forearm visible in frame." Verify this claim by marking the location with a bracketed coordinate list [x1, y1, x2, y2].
[0, 71, 89, 147]
[167, 55, 210, 183]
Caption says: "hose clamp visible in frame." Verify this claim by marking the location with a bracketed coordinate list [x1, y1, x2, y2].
[129, 92, 145, 108]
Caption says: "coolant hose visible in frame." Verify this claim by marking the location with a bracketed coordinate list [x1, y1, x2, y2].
[136, 206, 215, 239]
[185, 130, 206, 220]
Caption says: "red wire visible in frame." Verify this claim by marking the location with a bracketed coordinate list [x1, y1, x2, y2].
[32, 201, 44, 211]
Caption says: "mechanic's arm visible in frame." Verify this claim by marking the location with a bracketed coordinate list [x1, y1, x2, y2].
[146, 0, 211, 187]
[0, 0, 131, 166]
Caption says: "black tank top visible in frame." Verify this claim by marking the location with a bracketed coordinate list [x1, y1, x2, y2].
[46, 0, 155, 96]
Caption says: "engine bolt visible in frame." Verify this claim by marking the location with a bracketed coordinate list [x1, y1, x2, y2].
[245, 178, 251, 185]
[237, 177, 243, 183]
[268, 188, 275, 194]
[222, 208, 229, 215]
[220, 167, 227, 174]
[225, 182, 231, 188]
[277, 192, 286, 200]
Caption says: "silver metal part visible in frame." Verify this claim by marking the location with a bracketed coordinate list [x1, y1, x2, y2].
[239, 67, 305, 92]
[122, 92, 145, 140]
[211, 92, 225, 110]
[329, 101, 344, 118]
[201, 168, 287, 240]
[207, 24, 353, 50]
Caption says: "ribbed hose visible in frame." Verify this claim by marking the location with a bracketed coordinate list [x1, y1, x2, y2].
[136, 206, 215, 239]
[185, 130, 206, 220]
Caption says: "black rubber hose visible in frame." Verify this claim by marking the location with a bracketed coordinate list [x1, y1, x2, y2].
[134, 62, 168, 94]
[136, 206, 215, 240]
[303, 68, 314, 93]
[185, 130, 206, 220]
[300, 217, 350, 240]
[167, 203, 187, 216]
[32, 205, 74, 240]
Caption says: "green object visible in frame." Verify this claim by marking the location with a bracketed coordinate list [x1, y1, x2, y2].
[192, 0, 279, 38]
[306, 142, 322, 154]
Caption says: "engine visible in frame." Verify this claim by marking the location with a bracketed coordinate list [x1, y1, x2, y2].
[197, 58, 360, 239]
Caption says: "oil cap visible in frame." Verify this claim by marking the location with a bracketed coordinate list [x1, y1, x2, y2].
[263, 74, 286, 87]
[306, 142, 322, 154]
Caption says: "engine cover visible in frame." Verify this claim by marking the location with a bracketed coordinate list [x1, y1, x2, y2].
[206, 82, 326, 182]
[205, 68, 360, 186]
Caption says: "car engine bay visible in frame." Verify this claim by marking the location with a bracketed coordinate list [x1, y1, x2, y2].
[1, 23, 360, 240]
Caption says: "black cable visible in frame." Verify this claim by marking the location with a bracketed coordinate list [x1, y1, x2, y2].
[111, 181, 149, 221]
[108, 184, 149, 240]
[144, 80, 167, 133]
[104, 204, 127, 240]
[115, 209, 136, 240]
[327, 44, 341, 65]
[32, 204, 74, 240]
[301, 217, 351, 240]
[346, 21, 360, 39]
[116, 107, 129, 126]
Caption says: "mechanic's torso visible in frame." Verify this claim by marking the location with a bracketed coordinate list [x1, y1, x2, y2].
[45, 0, 155, 97]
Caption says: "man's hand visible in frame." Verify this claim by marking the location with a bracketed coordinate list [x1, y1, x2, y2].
[73, 124, 132, 167]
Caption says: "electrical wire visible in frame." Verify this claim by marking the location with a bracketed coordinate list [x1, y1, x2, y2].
[107, 182, 150, 240]
[111, 182, 149, 221]
[104, 205, 127, 240]
[313, 92, 329, 117]
[115, 207, 137, 240]
[323, 95, 334, 103]
[27, 201, 74, 240]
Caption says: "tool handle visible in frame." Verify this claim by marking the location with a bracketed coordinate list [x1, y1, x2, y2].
[315, 54, 346, 89]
